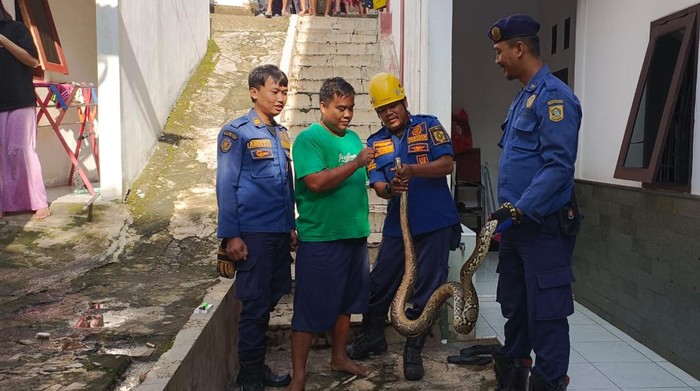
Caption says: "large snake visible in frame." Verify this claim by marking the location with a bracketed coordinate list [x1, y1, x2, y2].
[390, 157, 498, 338]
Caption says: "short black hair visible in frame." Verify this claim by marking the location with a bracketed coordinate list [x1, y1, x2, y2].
[319, 77, 355, 105]
[506, 35, 541, 57]
[248, 64, 288, 90]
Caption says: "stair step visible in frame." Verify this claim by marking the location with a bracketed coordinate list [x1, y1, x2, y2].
[290, 78, 371, 94]
[295, 42, 379, 56]
[285, 93, 373, 110]
[282, 107, 378, 126]
[296, 31, 378, 44]
[290, 65, 384, 81]
[293, 54, 381, 67]
[297, 16, 378, 33]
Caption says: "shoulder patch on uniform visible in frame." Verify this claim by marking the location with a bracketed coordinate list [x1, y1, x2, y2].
[220, 138, 232, 153]
[416, 154, 429, 165]
[223, 130, 238, 140]
[547, 99, 564, 105]
[526, 94, 537, 109]
[429, 125, 450, 145]
[548, 104, 564, 122]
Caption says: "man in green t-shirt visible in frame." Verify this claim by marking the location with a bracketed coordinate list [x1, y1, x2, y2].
[288, 77, 375, 391]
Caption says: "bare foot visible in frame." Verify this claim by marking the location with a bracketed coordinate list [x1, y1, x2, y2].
[33, 207, 50, 220]
[286, 375, 305, 391]
[330, 357, 371, 376]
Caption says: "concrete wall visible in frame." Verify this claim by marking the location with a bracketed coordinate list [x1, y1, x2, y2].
[451, 0, 576, 189]
[116, 0, 210, 200]
[574, 180, 700, 378]
[574, 0, 700, 195]
[389, 0, 452, 133]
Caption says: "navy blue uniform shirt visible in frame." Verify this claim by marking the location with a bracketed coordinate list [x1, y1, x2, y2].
[498, 65, 582, 222]
[216, 109, 295, 238]
[367, 114, 459, 237]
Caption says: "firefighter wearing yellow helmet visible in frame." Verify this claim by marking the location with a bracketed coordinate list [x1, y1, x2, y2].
[368, 72, 406, 109]
[347, 73, 459, 382]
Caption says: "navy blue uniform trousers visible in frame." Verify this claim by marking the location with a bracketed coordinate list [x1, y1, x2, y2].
[368, 225, 453, 319]
[497, 213, 576, 382]
[235, 232, 292, 362]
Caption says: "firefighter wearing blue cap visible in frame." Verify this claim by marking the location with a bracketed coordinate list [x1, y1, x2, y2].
[216, 64, 296, 391]
[486, 14, 582, 391]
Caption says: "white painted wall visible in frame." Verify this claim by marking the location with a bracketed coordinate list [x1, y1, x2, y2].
[574, 0, 700, 195]
[3, 0, 210, 200]
[452, 0, 577, 189]
[116, 0, 210, 199]
[389, 0, 452, 142]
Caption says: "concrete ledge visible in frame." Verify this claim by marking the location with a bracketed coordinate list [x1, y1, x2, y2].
[135, 279, 240, 391]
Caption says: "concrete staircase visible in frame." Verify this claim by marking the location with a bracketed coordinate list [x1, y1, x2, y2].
[282, 15, 388, 243]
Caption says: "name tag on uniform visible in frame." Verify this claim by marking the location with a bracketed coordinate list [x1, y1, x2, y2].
[247, 139, 272, 149]
[374, 139, 394, 157]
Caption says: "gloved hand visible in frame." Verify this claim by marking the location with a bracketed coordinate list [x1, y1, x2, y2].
[216, 239, 236, 279]
[489, 203, 518, 233]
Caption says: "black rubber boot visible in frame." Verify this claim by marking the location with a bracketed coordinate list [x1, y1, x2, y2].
[263, 364, 291, 387]
[492, 351, 531, 391]
[346, 312, 388, 360]
[529, 374, 570, 391]
[236, 358, 265, 391]
[403, 333, 427, 381]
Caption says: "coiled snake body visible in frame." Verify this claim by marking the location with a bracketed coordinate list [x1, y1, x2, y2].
[389, 158, 498, 338]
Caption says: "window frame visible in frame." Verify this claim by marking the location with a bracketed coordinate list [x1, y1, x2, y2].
[17, 0, 69, 75]
[613, 11, 696, 187]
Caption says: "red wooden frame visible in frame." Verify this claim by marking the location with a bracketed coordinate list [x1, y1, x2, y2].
[18, 0, 69, 75]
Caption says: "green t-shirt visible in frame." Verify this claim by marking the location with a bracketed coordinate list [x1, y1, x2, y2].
[293, 123, 370, 241]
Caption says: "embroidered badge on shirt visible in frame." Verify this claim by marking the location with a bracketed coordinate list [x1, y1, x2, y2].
[526, 94, 537, 109]
[374, 139, 395, 157]
[429, 126, 449, 145]
[247, 139, 273, 149]
[220, 138, 232, 153]
[548, 104, 564, 122]
[253, 117, 262, 126]
[223, 130, 238, 140]
[251, 149, 273, 159]
[407, 124, 428, 144]
[278, 131, 291, 149]
[408, 143, 429, 153]
[416, 154, 429, 165]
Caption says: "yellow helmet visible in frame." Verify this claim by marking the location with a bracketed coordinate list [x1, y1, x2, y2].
[368, 73, 405, 109]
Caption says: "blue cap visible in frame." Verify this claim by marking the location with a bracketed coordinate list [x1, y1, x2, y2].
[488, 14, 541, 43]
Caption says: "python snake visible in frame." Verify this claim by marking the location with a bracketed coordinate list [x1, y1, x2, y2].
[390, 157, 498, 338]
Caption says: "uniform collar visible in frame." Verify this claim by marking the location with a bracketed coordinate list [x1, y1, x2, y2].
[247, 108, 275, 129]
[524, 64, 550, 92]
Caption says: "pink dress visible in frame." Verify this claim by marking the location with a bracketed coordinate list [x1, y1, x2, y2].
[0, 106, 49, 213]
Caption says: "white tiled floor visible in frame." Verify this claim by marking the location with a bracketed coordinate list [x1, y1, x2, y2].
[473, 253, 700, 391]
